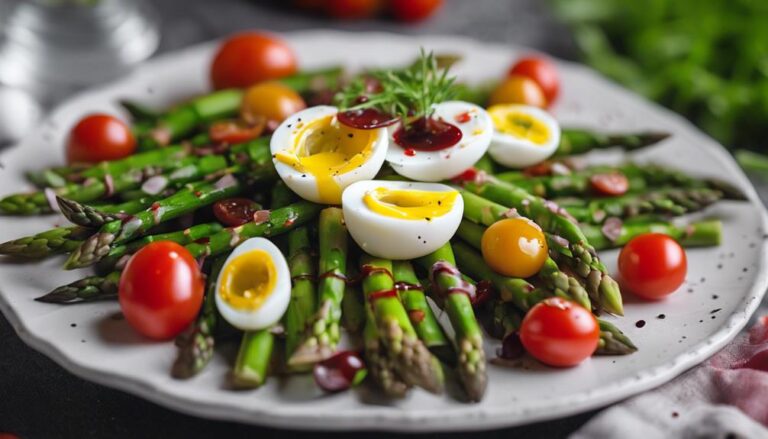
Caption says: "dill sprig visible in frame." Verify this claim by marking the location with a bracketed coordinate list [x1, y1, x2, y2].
[335, 49, 458, 126]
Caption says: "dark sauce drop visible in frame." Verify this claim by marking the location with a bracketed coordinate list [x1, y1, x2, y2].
[393, 117, 463, 151]
[337, 108, 398, 130]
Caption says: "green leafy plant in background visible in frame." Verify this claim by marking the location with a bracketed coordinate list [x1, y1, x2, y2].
[550, 0, 768, 151]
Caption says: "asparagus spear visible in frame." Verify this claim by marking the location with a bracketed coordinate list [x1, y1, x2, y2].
[580, 219, 722, 250]
[392, 260, 453, 363]
[360, 255, 443, 394]
[340, 263, 365, 334]
[554, 129, 670, 157]
[283, 227, 317, 361]
[560, 187, 725, 225]
[455, 219, 591, 310]
[65, 178, 241, 269]
[232, 329, 275, 389]
[38, 202, 321, 303]
[57, 193, 169, 229]
[596, 319, 638, 355]
[0, 195, 171, 259]
[289, 208, 348, 366]
[172, 257, 226, 379]
[416, 243, 487, 402]
[363, 304, 410, 398]
[459, 183, 623, 315]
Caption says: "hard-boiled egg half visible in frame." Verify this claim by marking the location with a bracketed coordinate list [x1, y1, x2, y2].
[386, 101, 493, 181]
[215, 237, 291, 331]
[342, 180, 463, 260]
[271, 105, 388, 205]
[487, 104, 561, 168]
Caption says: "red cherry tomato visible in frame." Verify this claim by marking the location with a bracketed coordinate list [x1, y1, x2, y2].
[210, 32, 298, 90]
[326, 0, 382, 19]
[590, 172, 630, 196]
[509, 56, 560, 106]
[618, 233, 687, 300]
[119, 241, 204, 340]
[66, 114, 136, 164]
[208, 119, 265, 145]
[390, 0, 443, 22]
[519, 297, 600, 367]
[213, 197, 260, 226]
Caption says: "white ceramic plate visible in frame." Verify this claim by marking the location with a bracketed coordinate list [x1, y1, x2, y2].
[1, 31, 767, 432]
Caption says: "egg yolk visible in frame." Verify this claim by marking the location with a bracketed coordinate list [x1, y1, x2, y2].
[219, 249, 276, 311]
[364, 187, 458, 221]
[488, 105, 550, 145]
[481, 217, 548, 278]
[274, 114, 377, 204]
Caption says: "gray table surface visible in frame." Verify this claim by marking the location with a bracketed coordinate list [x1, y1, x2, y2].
[0, 1, 762, 437]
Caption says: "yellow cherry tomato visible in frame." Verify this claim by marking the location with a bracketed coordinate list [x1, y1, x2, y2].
[481, 217, 548, 278]
[489, 75, 547, 108]
[240, 81, 306, 124]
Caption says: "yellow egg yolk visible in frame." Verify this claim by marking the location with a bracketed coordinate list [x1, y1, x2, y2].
[274, 114, 377, 204]
[219, 249, 276, 311]
[363, 187, 458, 221]
[481, 217, 548, 278]
[488, 105, 550, 145]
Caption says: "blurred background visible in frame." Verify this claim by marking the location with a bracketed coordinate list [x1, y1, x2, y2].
[0, 0, 767, 437]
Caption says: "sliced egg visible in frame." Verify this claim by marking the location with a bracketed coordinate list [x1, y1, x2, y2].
[342, 180, 463, 260]
[386, 101, 493, 182]
[487, 104, 561, 168]
[271, 105, 388, 205]
[215, 237, 291, 331]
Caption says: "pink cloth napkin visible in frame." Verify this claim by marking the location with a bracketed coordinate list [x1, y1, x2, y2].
[573, 316, 768, 438]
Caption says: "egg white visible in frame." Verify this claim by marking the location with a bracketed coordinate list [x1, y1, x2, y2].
[270, 105, 388, 204]
[342, 180, 464, 260]
[385, 101, 493, 182]
[215, 237, 291, 331]
[488, 104, 561, 168]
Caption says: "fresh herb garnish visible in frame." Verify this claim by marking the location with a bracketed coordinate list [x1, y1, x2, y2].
[336, 49, 458, 126]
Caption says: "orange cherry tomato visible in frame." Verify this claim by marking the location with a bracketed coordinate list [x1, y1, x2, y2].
[618, 233, 687, 300]
[481, 217, 548, 278]
[326, 0, 382, 19]
[119, 241, 205, 340]
[66, 114, 136, 164]
[390, 0, 443, 22]
[240, 81, 306, 125]
[208, 119, 265, 145]
[509, 56, 560, 105]
[520, 297, 600, 367]
[489, 75, 548, 108]
[211, 32, 298, 90]
[590, 172, 630, 196]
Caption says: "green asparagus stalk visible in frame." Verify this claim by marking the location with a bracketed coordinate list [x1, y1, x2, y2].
[596, 319, 638, 355]
[232, 329, 275, 389]
[340, 263, 365, 334]
[392, 260, 452, 363]
[363, 304, 410, 398]
[459, 183, 623, 315]
[0, 195, 172, 259]
[416, 244, 487, 402]
[57, 194, 168, 228]
[172, 257, 226, 379]
[65, 179, 241, 269]
[560, 187, 725, 224]
[360, 255, 443, 394]
[39, 202, 321, 303]
[283, 227, 317, 361]
[580, 219, 722, 250]
[554, 129, 670, 157]
[36, 271, 121, 304]
[455, 219, 591, 310]
[289, 208, 348, 366]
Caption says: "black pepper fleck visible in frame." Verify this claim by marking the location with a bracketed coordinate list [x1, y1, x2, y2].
[656, 314, 666, 319]
[635, 320, 646, 328]
[712, 295, 719, 300]
[347, 133, 354, 138]
[70, 323, 77, 328]
[672, 411, 679, 418]
[710, 308, 722, 314]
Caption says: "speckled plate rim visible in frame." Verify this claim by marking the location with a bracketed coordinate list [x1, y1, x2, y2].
[1, 30, 767, 432]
